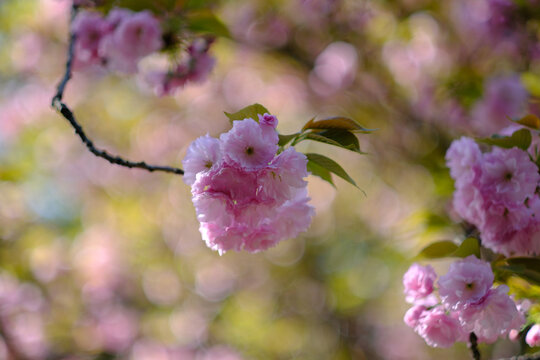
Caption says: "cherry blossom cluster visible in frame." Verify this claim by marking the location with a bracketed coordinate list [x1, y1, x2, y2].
[147, 37, 216, 96]
[71, 8, 216, 95]
[182, 114, 314, 254]
[403, 256, 524, 347]
[72, 8, 163, 73]
[446, 137, 540, 256]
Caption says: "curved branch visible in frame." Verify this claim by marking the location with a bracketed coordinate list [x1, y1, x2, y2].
[51, 5, 184, 176]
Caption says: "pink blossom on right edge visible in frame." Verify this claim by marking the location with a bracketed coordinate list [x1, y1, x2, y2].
[526, 324, 540, 347]
[446, 136, 540, 256]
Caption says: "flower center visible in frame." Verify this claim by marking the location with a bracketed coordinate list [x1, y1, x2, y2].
[204, 160, 213, 169]
[504, 172, 513, 181]
[245, 146, 254, 156]
[466, 282, 474, 290]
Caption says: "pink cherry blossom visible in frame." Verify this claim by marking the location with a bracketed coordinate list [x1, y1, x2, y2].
[480, 147, 539, 204]
[258, 113, 278, 128]
[182, 134, 222, 186]
[459, 286, 525, 343]
[526, 324, 540, 347]
[446, 137, 483, 187]
[403, 263, 438, 305]
[472, 75, 528, 135]
[72, 11, 108, 69]
[185, 116, 313, 253]
[438, 256, 494, 311]
[404, 305, 427, 328]
[102, 10, 162, 73]
[220, 118, 278, 170]
[415, 307, 465, 348]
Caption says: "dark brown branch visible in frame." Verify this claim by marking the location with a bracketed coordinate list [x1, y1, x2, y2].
[51, 5, 184, 176]
[469, 332, 481, 360]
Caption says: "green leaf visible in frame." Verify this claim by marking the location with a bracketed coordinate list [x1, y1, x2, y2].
[317, 129, 363, 153]
[452, 237, 480, 258]
[477, 128, 532, 150]
[305, 153, 358, 188]
[498, 258, 540, 286]
[278, 133, 298, 147]
[306, 160, 335, 188]
[302, 117, 375, 133]
[186, 10, 230, 38]
[417, 241, 458, 259]
[514, 114, 540, 130]
[224, 104, 270, 123]
[299, 133, 344, 147]
[296, 130, 364, 153]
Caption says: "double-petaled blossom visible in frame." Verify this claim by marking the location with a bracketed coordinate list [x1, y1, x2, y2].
[403, 256, 524, 348]
[403, 263, 438, 305]
[183, 115, 314, 254]
[446, 137, 540, 256]
[438, 256, 494, 311]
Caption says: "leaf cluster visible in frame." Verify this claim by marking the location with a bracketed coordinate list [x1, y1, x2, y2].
[224, 104, 374, 190]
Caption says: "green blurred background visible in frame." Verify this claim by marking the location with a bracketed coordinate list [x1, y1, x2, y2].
[1, 0, 539, 358]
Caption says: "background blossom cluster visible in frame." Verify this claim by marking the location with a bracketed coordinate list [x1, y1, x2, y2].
[72, 8, 162, 73]
[72, 8, 215, 95]
[403, 256, 524, 347]
[446, 137, 540, 256]
[182, 114, 314, 254]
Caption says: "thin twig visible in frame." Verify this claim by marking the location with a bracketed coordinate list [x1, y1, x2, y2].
[469, 332, 481, 360]
[51, 5, 184, 176]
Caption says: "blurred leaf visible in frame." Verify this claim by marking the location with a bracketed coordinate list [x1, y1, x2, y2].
[477, 129, 532, 150]
[224, 103, 270, 123]
[103, 0, 175, 12]
[305, 153, 358, 188]
[278, 133, 299, 147]
[452, 237, 480, 258]
[498, 258, 540, 286]
[186, 9, 230, 37]
[514, 114, 540, 130]
[417, 240, 458, 259]
[522, 72, 540, 98]
[307, 159, 335, 188]
[183, 0, 215, 10]
[302, 117, 375, 133]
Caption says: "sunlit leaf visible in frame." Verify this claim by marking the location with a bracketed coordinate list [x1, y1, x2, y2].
[514, 114, 540, 130]
[452, 237, 480, 258]
[417, 241, 458, 259]
[186, 9, 230, 37]
[477, 129, 532, 150]
[224, 104, 270, 123]
[305, 153, 358, 188]
[302, 117, 375, 133]
[307, 160, 335, 188]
